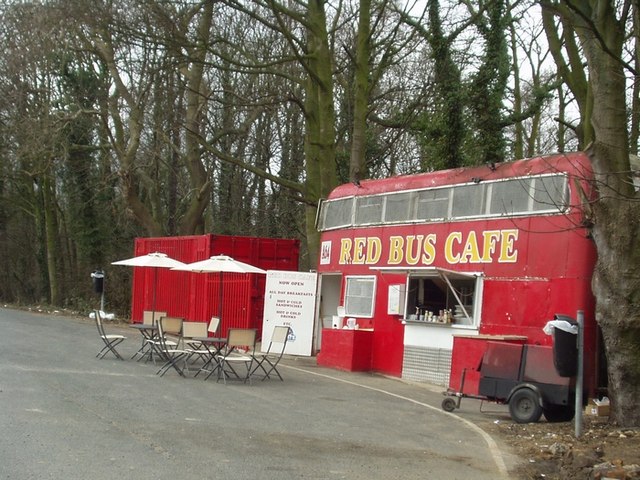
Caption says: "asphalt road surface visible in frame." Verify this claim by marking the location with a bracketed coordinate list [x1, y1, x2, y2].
[0, 307, 520, 479]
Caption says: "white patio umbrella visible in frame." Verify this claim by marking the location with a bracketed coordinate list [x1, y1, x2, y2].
[173, 254, 266, 322]
[111, 252, 186, 323]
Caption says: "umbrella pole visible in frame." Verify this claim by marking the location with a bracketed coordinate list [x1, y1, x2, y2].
[218, 271, 223, 322]
[152, 268, 158, 324]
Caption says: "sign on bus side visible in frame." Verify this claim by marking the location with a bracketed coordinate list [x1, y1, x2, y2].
[320, 228, 519, 266]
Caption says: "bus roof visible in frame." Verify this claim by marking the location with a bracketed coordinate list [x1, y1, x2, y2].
[327, 152, 592, 199]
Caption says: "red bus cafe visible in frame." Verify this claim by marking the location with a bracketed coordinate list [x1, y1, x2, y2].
[314, 152, 604, 399]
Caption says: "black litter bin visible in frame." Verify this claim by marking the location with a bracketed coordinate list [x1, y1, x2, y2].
[91, 270, 105, 294]
[551, 314, 577, 377]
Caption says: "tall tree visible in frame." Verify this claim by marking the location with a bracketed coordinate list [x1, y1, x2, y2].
[399, 0, 554, 170]
[198, 0, 340, 266]
[70, 0, 216, 236]
[541, 3, 593, 146]
[349, 0, 372, 183]
[541, 0, 640, 427]
[464, 0, 511, 164]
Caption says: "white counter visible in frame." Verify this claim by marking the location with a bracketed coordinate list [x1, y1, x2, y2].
[402, 319, 479, 350]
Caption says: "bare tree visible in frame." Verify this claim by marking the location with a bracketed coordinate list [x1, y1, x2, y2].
[541, 0, 640, 427]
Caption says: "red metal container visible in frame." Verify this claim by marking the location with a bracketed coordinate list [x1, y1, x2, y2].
[127, 234, 299, 339]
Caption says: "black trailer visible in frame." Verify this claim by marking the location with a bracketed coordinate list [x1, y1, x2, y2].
[441, 342, 575, 423]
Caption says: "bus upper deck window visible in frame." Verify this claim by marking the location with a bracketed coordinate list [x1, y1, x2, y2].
[490, 179, 532, 215]
[355, 197, 383, 225]
[416, 189, 449, 220]
[452, 184, 486, 218]
[384, 192, 413, 223]
[322, 198, 354, 230]
[532, 176, 568, 211]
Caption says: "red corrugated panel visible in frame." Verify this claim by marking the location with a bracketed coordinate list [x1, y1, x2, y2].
[130, 236, 208, 323]
[186, 271, 254, 337]
[127, 234, 299, 341]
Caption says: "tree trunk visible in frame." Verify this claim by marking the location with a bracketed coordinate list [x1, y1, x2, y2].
[42, 174, 61, 306]
[631, 8, 640, 156]
[424, 0, 465, 169]
[468, 0, 509, 164]
[179, 0, 213, 235]
[509, 18, 524, 160]
[303, 0, 339, 267]
[578, 5, 640, 426]
[541, 5, 594, 147]
[349, 0, 370, 183]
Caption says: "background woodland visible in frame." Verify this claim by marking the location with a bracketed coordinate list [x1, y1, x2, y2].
[1, 2, 639, 426]
[0, 0, 590, 311]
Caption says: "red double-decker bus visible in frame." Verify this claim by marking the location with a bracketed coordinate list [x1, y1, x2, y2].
[315, 152, 601, 394]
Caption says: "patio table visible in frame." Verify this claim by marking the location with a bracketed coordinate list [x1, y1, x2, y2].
[129, 323, 159, 362]
[192, 336, 227, 380]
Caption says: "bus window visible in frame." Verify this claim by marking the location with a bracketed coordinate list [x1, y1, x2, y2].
[489, 178, 532, 215]
[452, 184, 486, 218]
[355, 196, 383, 225]
[384, 192, 413, 223]
[415, 188, 449, 220]
[322, 197, 354, 230]
[345, 276, 376, 317]
[532, 175, 568, 211]
[318, 173, 570, 232]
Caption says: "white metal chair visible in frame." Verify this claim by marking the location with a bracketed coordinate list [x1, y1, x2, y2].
[182, 321, 208, 364]
[93, 310, 126, 360]
[183, 321, 208, 347]
[251, 326, 291, 381]
[131, 310, 166, 361]
[143, 310, 166, 326]
[216, 328, 257, 384]
[193, 317, 228, 380]
[145, 312, 180, 360]
[156, 317, 189, 377]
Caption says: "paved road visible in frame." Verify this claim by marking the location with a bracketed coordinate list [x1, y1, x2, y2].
[0, 307, 520, 479]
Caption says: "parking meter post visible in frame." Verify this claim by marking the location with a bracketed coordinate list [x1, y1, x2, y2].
[575, 310, 584, 438]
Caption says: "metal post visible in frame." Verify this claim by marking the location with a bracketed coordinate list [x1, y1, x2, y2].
[575, 310, 584, 438]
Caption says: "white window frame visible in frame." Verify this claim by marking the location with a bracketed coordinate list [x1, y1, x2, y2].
[344, 275, 376, 318]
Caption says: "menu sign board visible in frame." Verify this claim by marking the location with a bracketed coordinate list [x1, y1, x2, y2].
[262, 270, 317, 356]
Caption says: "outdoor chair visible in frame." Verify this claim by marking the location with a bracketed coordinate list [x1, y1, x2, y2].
[193, 317, 228, 380]
[156, 316, 189, 377]
[144, 313, 180, 360]
[251, 325, 291, 381]
[143, 310, 167, 325]
[204, 316, 226, 353]
[131, 310, 166, 361]
[93, 310, 126, 360]
[182, 321, 208, 363]
[216, 328, 257, 384]
[207, 316, 221, 336]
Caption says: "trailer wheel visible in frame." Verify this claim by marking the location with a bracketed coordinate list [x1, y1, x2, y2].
[543, 404, 574, 423]
[509, 388, 543, 423]
[442, 397, 457, 412]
